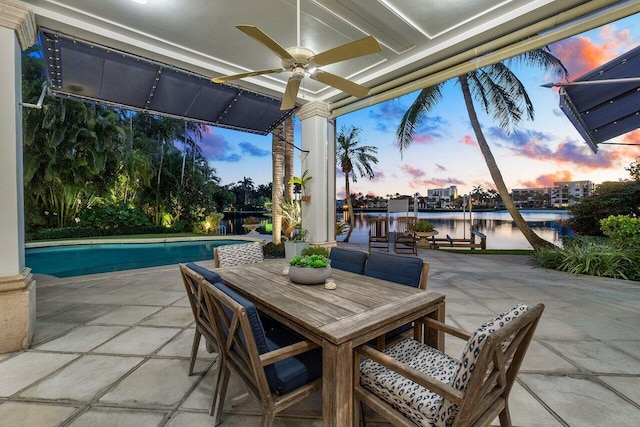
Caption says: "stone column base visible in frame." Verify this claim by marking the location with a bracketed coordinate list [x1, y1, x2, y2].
[0, 268, 35, 353]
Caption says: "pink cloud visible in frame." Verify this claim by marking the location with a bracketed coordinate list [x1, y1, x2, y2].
[460, 135, 476, 146]
[413, 134, 435, 144]
[436, 163, 446, 171]
[519, 171, 573, 188]
[551, 25, 637, 80]
[401, 164, 426, 178]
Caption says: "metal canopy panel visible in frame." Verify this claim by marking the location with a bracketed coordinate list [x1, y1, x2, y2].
[40, 29, 293, 136]
[559, 45, 640, 153]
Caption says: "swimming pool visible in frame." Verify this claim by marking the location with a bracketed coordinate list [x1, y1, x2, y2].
[25, 239, 245, 278]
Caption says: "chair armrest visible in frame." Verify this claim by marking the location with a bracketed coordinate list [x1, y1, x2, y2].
[423, 318, 471, 341]
[260, 340, 319, 366]
[356, 344, 464, 404]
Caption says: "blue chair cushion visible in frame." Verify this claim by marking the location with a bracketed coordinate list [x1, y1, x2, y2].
[186, 262, 222, 286]
[329, 248, 368, 274]
[363, 251, 423, 288]
[213, 281, 322, 395]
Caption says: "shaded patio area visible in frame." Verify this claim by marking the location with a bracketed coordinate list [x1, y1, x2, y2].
[1, 246, 639, 426]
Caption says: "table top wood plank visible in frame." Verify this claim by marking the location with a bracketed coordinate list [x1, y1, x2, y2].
[215, 260, 445, 345]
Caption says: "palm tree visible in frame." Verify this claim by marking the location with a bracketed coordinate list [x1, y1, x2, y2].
[337, 126, 379, 242]
[397, 48, 568, 250]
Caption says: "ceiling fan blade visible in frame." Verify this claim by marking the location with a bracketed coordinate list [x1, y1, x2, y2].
[212, 68, 284, 83]
[310, 36, 381, 67]
[311, 70, 370, 98]
[280, 76, 302, 110]
[236, 25, 295, 61]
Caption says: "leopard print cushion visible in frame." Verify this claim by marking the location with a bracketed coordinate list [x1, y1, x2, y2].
[360, 338, 461, 427]
[216, 242, 264, 267]
[435, 304, 532, 425]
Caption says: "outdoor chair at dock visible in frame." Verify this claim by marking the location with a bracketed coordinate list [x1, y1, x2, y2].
[354, 304, 544, 427]
[394, 216, 418, 255]
[368, 217, 390, 252]
[201, 278, 323, 426]
[214, 241, 264, 268]
[179, 263, 222, 376]
[329, 247, 368, 274]
[363, 251, 430, 348]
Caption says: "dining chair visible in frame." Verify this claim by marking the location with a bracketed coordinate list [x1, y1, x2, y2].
[179, 263, 222, 376]
[368, 217, 390, 252]
[329, 247, 368, 274]
[214, 241, 264, 268]
[394, 216, 417, 255]
[201, 278, 323, 426]
[364, 251, 430, 347]
[354, 304, 544, 427]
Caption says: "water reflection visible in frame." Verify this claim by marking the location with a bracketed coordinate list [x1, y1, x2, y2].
[337, 210, 574, 250]
[223, 210, 573, 250]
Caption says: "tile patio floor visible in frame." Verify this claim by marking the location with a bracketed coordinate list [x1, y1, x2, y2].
[1, 244, 639, 426]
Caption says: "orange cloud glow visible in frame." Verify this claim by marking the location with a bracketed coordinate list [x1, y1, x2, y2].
[552, 25, 637, 79]
[519, 171, 573, 188]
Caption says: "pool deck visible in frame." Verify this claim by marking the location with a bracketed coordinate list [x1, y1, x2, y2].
[1, 242, 639, 426]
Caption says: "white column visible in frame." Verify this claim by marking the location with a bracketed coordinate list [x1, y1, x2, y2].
[296, 101, 336, 246]
[0, 0, 37, 353]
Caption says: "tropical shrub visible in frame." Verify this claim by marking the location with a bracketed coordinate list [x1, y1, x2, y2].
[534, 236, 639, 280]
[193, 212, 224, 234]
[599, 215, 640, 249]
[263, 242, 285, 258]
[301, 246, 329, 257]
[25, 224, 178, 241]
[568, 180, 640, 235]
[81, 203, 152, 229]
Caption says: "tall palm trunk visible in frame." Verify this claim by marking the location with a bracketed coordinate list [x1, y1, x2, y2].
[283, 117, 295, 200]
[156, 137, 165, 225]
[460, 75, 554, 250]
[272, 125, 285, 244]
[343, 173, 355, 242]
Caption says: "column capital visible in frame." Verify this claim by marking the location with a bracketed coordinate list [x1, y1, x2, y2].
[0, 0, 37, 50]
[296, 101, 331, 120]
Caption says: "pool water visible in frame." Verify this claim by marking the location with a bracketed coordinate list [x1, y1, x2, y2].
[26, 240, 243, 278]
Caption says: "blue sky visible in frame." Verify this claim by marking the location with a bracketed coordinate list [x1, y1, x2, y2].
[199, 13, 640, 198]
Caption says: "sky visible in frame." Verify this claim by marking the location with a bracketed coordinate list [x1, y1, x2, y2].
[197, 13, 640, 199]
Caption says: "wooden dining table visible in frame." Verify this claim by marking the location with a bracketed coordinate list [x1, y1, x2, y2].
[214, 259, 446, 427]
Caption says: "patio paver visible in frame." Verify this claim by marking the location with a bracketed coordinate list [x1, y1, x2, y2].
[1, 245, 638, 426]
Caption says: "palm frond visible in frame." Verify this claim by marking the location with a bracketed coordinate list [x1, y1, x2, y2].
[395, 85, 443, 156]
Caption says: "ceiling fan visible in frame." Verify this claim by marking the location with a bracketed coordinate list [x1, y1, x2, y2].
[211, 0, 382, 110]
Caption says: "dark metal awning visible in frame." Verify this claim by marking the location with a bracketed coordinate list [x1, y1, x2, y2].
[553, 45, 640, 153]
[39, 28, 294, 136]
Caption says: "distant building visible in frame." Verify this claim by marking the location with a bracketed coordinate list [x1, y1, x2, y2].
[426, 186, 458, 209]
[511, 187, 552, 208]
[551, 180, 594, 207]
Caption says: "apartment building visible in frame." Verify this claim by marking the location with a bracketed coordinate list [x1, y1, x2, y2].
[551, 180, 594, 207]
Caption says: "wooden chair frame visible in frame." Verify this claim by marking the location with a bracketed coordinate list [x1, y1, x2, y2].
[394, 216, 417, 255]
[179, 264, 220, 376]
[355, 304, 544, 427]
[368, 217, 390, 252]
[201, 280, 322, 427]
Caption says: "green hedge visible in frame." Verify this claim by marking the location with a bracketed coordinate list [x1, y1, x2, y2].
[26, 225, 181, 241]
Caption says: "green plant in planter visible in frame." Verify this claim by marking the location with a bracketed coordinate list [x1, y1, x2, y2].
[289, 170, 312, 200]
[289, 254, 331, 268]
[243, 216, 261, 225]
[412, 220, 435, 232]
[301, 246, 329, 257]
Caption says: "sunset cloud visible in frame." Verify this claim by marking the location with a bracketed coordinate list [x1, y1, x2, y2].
[238, 142, 270, 157]
[519, 171, 573, 188]
[436, 163, 446, 171]
[550, 25, 637, 79]
[401, 164, 426, 178]
[200, 131, 241, 162]
[460, 135, 476, 146]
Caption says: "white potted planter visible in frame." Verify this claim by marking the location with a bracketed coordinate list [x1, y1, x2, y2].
[284, 241, 309, 260]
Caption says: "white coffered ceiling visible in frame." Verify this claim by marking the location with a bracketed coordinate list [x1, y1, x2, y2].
[19, 0, 639, 114]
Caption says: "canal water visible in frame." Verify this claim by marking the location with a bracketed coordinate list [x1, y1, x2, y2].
[226, 210, 573, 250]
